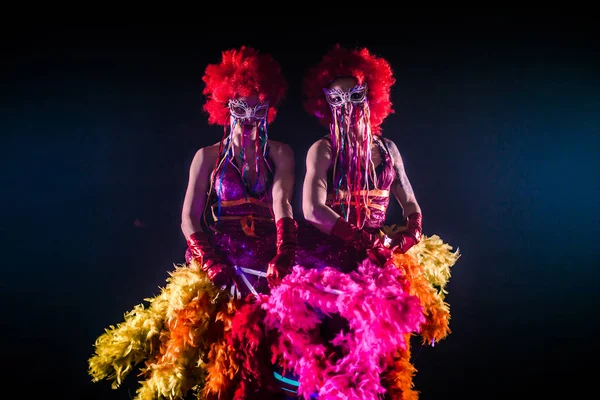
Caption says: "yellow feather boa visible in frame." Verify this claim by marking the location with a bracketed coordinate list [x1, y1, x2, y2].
[379, 226, 460, 399]
[88, 262, 235, 399]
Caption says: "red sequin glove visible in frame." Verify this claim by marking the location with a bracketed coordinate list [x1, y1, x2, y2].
[186, 231, 236, 288]
[390, 212, 422, 253]
[330, 217, 392, 267]
[267, 217, 298, 287]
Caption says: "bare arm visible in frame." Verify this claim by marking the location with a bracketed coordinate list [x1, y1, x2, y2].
[302, 139, 341, 234]
[269, 141, 295, 221]
[181, 146, 218, 239]
[385, 138, 422, 218]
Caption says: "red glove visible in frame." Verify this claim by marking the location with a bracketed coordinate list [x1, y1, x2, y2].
[187, 231, 236, 288]
[330, 217, 392, 267]
[390, 212, 422, 253]
[267, 217, 298, 287]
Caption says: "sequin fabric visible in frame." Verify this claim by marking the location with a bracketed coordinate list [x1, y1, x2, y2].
[207, 157, 276, 292]
[295, 138, 395, 272]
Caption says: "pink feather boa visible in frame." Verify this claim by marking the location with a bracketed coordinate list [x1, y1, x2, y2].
[260, 258, 426, 400]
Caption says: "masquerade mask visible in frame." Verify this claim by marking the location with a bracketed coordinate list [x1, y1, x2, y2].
[323, 84, 368, 107]
[228, 99, 269, 120]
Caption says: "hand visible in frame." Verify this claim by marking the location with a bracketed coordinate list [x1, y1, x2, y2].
[266, 252, 295, 287]
[187, 231, 235, 286]
[207, 265, 253, 299]
[330, 217, 378, 252]
[390, 233, 418, 254]
[367, 240, 393, 267]
[266, 217, 298, 287]
[390, 213, 422, 254]
[208, 262, 237, 288]
[330, 217, 392, 267]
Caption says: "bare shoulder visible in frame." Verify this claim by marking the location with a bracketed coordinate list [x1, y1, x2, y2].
[383, 137, 410, 169]
[381, 137, 401, 158]
[304, 137, 331, 173]
[190, 142, 221, 170]
[307, 137, 331, 159]
[268, 139, 294, 161]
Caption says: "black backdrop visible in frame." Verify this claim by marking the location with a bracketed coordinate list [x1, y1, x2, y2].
[2, 18, 598, 399]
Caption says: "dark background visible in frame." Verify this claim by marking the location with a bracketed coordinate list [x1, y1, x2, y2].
[2, 18, 598, 399]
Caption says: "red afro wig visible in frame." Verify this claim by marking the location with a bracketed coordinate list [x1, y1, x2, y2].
[202, 46, 288, 126]
[303, 44, 396, 134]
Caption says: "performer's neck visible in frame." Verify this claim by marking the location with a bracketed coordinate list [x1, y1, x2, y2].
[232, 131, 258, 153]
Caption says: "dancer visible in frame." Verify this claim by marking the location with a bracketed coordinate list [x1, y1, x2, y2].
[88, 45, 297, 400]
[261, 44, 460, 399]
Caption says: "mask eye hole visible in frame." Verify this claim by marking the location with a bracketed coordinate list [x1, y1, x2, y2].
[254, 106, 268, 119]
[228, 99, 249, 118]
[349, 85, 367, 103]
[230, 105, 247, 116]
[350, 91, 364, 101]
[328, 95, 342, 104]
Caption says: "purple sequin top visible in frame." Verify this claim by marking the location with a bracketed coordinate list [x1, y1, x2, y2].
[206, 157, 276, 290]
[296, 137, 395, 272]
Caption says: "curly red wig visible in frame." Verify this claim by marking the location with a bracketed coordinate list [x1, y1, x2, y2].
[303, 44, 396, 134]
[202, 46, 288, 126]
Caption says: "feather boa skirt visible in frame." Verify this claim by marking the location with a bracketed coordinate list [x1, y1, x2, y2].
[88, 261, 277, 399]
[88, 233, 458, 399]
[260, 233, 459, 400]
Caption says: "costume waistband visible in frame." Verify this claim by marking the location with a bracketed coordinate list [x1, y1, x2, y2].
[213, 214, 274, 237]
[212, 197, 272, 209]
[327, 189, 389, 200]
